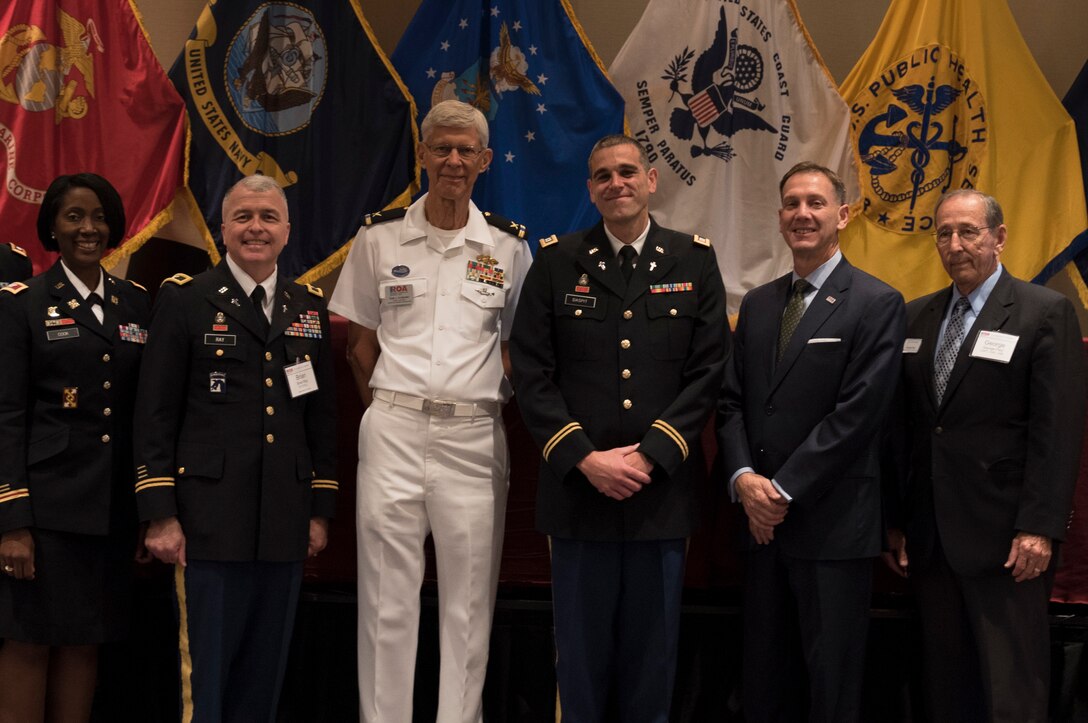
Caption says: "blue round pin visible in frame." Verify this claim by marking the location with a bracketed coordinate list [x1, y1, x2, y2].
[392, 265, 410, 278]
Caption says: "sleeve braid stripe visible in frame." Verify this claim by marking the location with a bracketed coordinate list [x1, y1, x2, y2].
[135, 478, 176, 493]
[651, 420, 689, 460]
[543, 422, 583, 461]
[0, 490, 29, 504]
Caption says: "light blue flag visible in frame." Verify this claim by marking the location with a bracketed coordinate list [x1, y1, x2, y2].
[392, 0, 625, 250]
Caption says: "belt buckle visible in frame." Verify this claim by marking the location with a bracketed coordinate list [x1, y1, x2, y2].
[423, 399, 456, 418]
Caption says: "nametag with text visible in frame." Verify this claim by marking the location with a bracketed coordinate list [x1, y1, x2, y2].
[285, 360, 319, 398]
[970, 330, 1018, 363]
[902, 338, 923, 354]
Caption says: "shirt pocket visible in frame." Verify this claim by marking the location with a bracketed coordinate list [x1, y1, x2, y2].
[646, 293, 697, 359]
[379, 278, 427, 337]
[555, 294, 608, 360]
[459, 281, 505, 342]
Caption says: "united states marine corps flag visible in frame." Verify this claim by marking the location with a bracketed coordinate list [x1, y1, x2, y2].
[392, 0, 624, 250]
[171, 0, 418, 283]
[839, 0, 1088, 301]
[0, 0, 186, 274]
[610, 0, 857, 315]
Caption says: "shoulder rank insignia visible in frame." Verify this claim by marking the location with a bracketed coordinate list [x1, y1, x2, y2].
[693, 234, 711, 247]
[483, 211, 528, 240]
[128, 280, 148, 293]
[304, 283, 324, 298]
[364, 207, 409, 226]
[161, 273, 193, 287]
[1, 281, 28, 294]
[539, 234, 559, 249]
[7, 243, 28, 257]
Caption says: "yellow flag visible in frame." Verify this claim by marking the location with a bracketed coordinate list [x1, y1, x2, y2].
[838, 0, 1087, 300]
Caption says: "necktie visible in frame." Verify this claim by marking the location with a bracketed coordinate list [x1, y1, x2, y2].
[934, 297, 970, 404]
[86, 292, 104, 325]
[619, 246, 637, 284]
[250, 286, 270, 338]
[777, 279, 810, 362]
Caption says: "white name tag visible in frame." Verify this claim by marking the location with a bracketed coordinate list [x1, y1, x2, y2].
[284, 360, 319, 397]
[903, 338, 923, 354]
[384, 283, 414, 307]
[970, 330, 1018, 363]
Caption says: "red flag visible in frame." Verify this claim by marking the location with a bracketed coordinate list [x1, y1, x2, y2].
[0, 0, 185, 274]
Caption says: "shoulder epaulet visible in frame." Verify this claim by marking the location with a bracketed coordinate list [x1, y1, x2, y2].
[161, 273, 193, 287]
[1, 281, 28, 295]
[128, 280, 149, 293]
[364, 207, 409, 226]
[693, 234, 711, 247]
[539, 234, 559, 249]
[483, 211, 528, 240]
[6, 243, 27, 257]
[304, 283, 324, 298]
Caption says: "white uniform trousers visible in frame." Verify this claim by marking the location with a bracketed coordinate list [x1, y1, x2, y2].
[356, 400, 509, 723]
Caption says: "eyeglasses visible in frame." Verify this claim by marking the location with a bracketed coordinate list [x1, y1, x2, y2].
[423, 143, 483, 160]
[934, 225, 991, 247]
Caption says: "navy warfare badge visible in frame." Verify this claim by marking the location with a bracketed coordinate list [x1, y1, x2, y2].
[849, 44, 987, 234]
[225, 3, 328, 136]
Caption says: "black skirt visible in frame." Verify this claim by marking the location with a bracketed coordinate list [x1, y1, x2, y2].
[0, 527, 134, 645]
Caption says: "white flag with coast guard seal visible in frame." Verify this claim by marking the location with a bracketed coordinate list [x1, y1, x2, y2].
[610, 0, 857, 315]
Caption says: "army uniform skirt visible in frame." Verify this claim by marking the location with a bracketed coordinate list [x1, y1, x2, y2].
[0, 526, 133, 645]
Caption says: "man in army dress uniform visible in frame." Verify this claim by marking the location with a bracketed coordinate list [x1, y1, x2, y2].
[0, 242, 33, 288]
[329, 99, 531, 723]
[509, 134, 729, 722]
[134, 175, 337, 723]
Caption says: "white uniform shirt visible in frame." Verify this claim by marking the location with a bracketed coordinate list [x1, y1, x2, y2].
[329, 194, 531, 403]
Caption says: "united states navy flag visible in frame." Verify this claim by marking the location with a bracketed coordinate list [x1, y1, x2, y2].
[170, 0, 418, 283]
[392, 0, 624, 249]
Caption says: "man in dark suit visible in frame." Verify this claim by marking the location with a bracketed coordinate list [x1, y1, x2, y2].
[884, 189, 1085, 722]
[510, 134, 728, 722]
[718, 162, 905, 723]
[133, 175, 338, 723]
[0, 242, 33, 288]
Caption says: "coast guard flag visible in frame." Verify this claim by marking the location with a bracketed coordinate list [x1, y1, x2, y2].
[0, 0, 185, 274]
[171, 0, 417, 283]
[610, 0, 857, 314]
[392, 0, 624, 248]
[839, 0, 1088, 301]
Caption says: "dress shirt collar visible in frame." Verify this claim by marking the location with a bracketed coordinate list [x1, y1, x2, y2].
[226, 254, 277, 317]
[603, 218, 651, 258]
[59, 259, 104, 300]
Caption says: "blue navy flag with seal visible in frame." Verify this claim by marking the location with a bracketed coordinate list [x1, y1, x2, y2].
[169, 0, 418, 283]
[391, 0, 624, 252]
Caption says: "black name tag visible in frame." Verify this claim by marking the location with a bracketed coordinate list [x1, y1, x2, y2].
[204, 334, 237, 346]
[564, 293, 597, 309]
[46, 328, 80, 341]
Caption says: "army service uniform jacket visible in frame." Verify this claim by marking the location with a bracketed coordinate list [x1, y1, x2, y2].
[0, 262, 150, 535]
[510, 220, 729, 541]
[0, 242, 32, 288]
[133, 262, 337, 562]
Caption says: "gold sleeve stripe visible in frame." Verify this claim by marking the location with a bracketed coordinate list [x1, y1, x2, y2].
[0, 489, 30, 504]
[543, 422, 583, 461]
[312, 480, 339, 490]
[135, 478, 175, 493]
[0, 484, 9, 493]
[651, 420, 689, 461]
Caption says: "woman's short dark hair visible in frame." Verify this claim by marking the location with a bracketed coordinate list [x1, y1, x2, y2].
[37, 173, 127, 252]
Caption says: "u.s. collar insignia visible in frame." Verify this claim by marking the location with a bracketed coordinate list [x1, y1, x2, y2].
[218, 286, 229, 294]
[67, 298, 80, 309]
[655, 245, 664, 254]
[54, 281, 65, 290]
[588, 247, 599, 255]
[47, 306, 60, 318]
[110, 295, 119, 305]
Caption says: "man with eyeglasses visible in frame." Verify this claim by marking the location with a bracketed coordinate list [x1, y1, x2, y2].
[329, 99, 531, 723]
[884, 189, 1085, 722]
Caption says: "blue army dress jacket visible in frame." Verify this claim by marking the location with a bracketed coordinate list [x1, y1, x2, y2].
[511, 220, 729, 541]
[0, 262, 150, 535]
[133, 262, 337, 562]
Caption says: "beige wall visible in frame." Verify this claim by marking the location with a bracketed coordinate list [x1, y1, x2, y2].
[139, 0, 1087, 100]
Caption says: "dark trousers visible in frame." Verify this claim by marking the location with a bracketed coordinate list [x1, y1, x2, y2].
[173, 560, 303, 723]
[550, 537, 686, 723]
[742, 543, 873, 723]
[913, 542, 1053, 723]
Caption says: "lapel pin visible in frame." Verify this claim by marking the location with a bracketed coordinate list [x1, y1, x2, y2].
[230, 298, 241, 307]
[67, 299, 80, 309]
[649, 261, 657, 271]
[54, 282, 65, 289]
[111, 295, 119, 305]
[598, 261, 607, 271]
[588, 247, 599, 255]
[218, 286, 229, 294]
[47, 306, 60, 318]
[825, 295, 837, 304]
[655, 245, 664, 254]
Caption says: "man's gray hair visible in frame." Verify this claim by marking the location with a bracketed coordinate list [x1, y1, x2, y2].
[421, 100, 489, 147]
[222, 174, 289, 219]
[934, 189, 1004, 228]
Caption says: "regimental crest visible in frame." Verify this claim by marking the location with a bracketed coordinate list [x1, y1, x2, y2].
[849, 44, 987, 235]
[225, 3, 327, 136]
[428, 21, 540, 120]
[661, 6, 776, 162]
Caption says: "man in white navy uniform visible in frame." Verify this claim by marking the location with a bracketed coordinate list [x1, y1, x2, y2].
[329, 99, 531, 723]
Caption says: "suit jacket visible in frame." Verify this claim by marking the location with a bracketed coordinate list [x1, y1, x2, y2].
[892, 270, 1085, 576]
[510, 220, 729, 541]
[0, 242, 32, 287]
[133, 262, 337, 562]
[719, 256, 905, 559]
[0, 261, 150, 535]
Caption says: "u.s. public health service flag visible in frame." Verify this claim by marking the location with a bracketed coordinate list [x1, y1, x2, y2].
[0, 0, 185, 274]
[839, 0, 1088, 301]
[171, 0, 418, 283]
[392, 0, 624, 248]
[610, 0, 857, 314]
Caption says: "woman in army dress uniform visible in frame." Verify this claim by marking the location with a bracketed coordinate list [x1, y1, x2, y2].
[0, 174, 150, 721]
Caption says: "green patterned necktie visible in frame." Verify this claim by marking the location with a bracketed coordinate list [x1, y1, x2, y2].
[777, 278, 811, 362]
